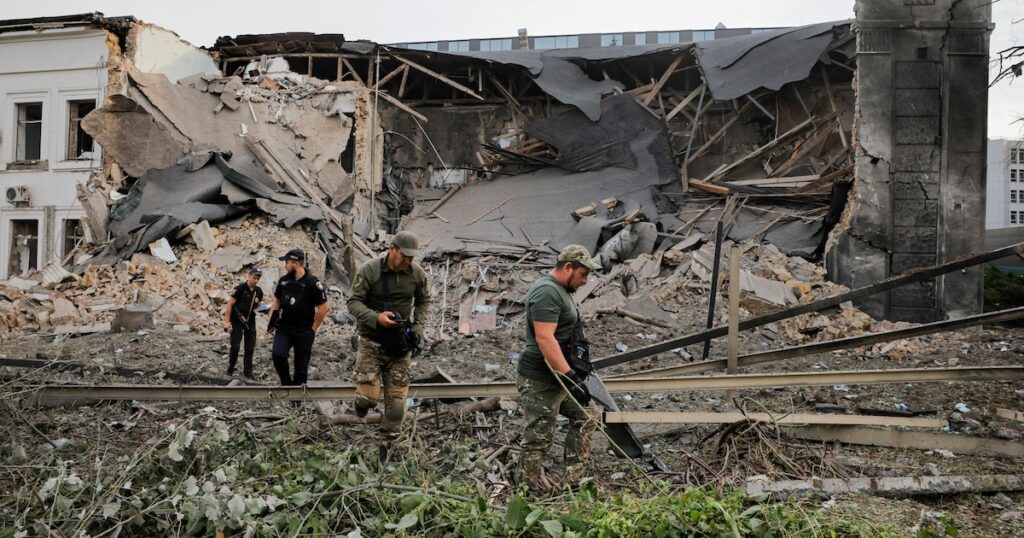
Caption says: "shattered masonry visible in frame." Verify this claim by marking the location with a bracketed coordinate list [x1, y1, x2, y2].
[0, 1, 994, 337]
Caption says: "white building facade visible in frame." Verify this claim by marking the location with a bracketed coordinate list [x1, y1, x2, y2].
[986, 138, 1024, 230]
[0, 14, 220, 280]
[0, 22, 110, 279]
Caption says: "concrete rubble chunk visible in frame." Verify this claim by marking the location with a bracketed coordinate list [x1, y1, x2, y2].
[50, 298, 80, 326]
[208, 245, 252, 273]
[4, 277, 40, 291]
[148, 238, 178, 263]
[746, 474, 1024, 499]
[190, 221, 218, 252]
[111, 306, 156, 332]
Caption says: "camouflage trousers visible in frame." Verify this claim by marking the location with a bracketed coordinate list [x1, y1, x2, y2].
[515, 373, 600, 488]
[353, 338, 412, 439]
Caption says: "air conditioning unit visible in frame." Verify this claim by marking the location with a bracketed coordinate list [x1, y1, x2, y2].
[5, 186, 30, 206]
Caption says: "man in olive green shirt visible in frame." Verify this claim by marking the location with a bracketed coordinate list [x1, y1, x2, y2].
[346, 231, 431, 441]
[516, 244, 602, 493]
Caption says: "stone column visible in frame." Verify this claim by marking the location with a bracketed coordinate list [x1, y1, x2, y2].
[831, 0, 992, 322]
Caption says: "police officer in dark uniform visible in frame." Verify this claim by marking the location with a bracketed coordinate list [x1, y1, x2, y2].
[267, 249, 329, 386]
[223, 267, 264, 378]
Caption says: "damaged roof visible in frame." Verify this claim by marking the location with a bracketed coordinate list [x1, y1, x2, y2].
[213, 20, 852, 122]
[0, 12, 136, 37]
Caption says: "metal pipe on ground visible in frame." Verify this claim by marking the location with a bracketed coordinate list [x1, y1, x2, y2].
[26, 366, 1024, 403]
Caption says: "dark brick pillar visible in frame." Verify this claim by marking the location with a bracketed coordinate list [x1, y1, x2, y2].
[830, 0, 992, 322]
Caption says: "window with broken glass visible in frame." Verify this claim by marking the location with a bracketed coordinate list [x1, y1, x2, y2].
[67, 100, 96, 160]
[62, 219, 84, 258]
[15, 102, 43, 161]
[8, 220, 39, 277]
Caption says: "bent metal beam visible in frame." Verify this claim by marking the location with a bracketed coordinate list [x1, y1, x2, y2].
[28, 366, 1024, 403]
[613, 306, 1024, 379]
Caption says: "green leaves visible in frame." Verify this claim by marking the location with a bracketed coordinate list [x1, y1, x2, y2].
[9, 423, 899, 537]
[394, 512, 418, 530]
[540, 518, 564, 537]
[287, 491, 313, 507]
[504, 494, 529, 529]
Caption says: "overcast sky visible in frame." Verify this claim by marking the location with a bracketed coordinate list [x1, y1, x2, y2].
[6, 0, 1023, 137]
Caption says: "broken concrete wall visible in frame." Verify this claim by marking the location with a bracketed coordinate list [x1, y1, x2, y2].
[830, 0, 992, 322]
[127, 24, 220, 84]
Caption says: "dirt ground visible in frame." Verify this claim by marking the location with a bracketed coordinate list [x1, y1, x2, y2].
[2, 264, 1023, 535]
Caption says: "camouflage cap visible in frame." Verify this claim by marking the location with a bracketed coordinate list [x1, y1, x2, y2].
[557, 244, 601, 271]
[391, 230, 421, 257]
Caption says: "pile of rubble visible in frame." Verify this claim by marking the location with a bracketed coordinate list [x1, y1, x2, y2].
[0, 216, 328, 336]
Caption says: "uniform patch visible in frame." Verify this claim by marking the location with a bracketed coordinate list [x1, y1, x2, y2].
[316, 281, 324, 290]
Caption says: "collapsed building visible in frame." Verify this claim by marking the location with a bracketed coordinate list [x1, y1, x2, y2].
[0, 0, 994, 337]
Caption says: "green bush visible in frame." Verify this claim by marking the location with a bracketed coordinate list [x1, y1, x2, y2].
[1, 415, 903, 537]
[984, 265, 1024, 324]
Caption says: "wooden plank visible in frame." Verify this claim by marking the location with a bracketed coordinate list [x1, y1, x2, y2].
[705, 115, 820, 182]
[681, 85, 708, 168]
[820, 65, 848, 149]
[393, 55, 484, 100]
[398, 62, 410, 97]
[641, 53, 686, 106]
[374, 63, 407, 89]
[671, 200, 720, 235]
[591, 241, 1024, 371]
[605, 412, 946, 428]
[486, 72, 524, 116]
[665, 83, 705, 122]
[688, 179, 730, 195]
[727, 245, 740, 375]
[466, 196, 512, 225]
[340, 57, 364, 86]
[796, 163, 854, 193]
[425, 183, 462, 216]
[786, 425, 1024, 459]
[375, 90, 429, 123]
[728, 175, 818, 187]
[745, 94, 775, 121]
[683, 103, 752, 165]
[614, 306, 1024, 379]
[770, 119, 835, 178]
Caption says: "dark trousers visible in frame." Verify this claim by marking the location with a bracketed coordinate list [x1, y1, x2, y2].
[271, 327, 315, 386]
[228, 320, 256, 376]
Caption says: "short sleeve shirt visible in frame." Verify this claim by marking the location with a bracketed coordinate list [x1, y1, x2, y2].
[517, 275, 578, 381]
[230, 283, 264, 324]
[274, 271, 328, 330]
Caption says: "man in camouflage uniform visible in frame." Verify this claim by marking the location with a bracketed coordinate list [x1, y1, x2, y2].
[516, 245, 602, 493]
[346, 231, 431, 441]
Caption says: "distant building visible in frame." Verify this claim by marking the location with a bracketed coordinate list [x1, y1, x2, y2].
[985, 137, 1024, 263]
[393, 26, 781, 52]
[986, 138, 1024, 229]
